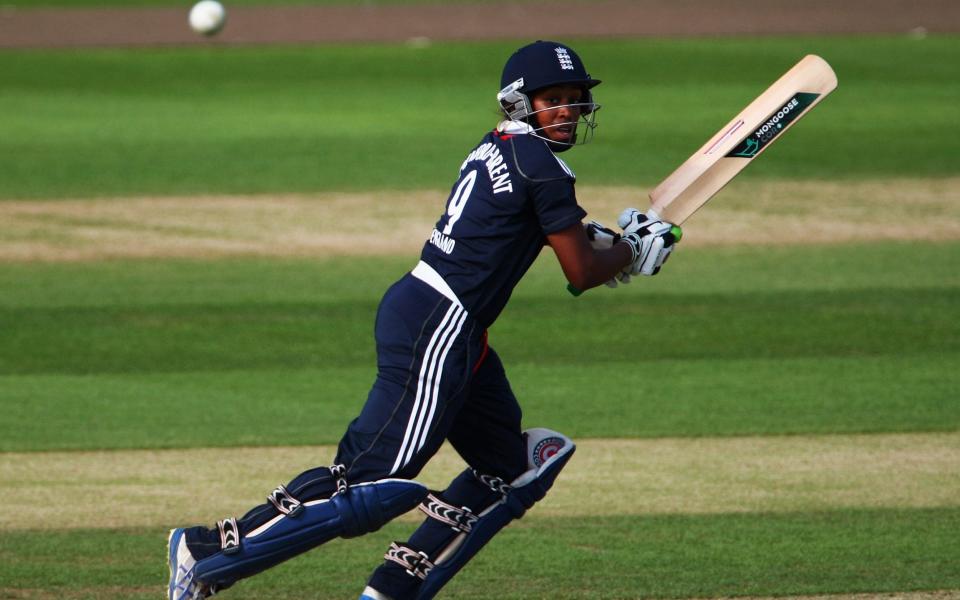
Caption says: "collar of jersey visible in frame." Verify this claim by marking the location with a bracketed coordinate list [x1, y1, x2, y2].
[496, 120, 535, 135]
[496, 119, 576, 154]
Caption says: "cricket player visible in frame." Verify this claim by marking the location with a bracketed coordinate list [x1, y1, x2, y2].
[167, 40, 680, 600]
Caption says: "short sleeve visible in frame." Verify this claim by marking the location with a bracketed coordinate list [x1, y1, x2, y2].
[530, 178, 587, 234]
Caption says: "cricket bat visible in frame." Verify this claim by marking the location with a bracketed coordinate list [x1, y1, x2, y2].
[568, 54, 837, 296]
[647, 54, 838, 225]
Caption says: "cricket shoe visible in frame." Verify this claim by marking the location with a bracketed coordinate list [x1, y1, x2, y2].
[359, 586, 394, 600]
[167, 528, 213, 600]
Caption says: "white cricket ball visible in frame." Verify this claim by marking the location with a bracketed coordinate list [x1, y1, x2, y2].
[189, 0, 227, 36]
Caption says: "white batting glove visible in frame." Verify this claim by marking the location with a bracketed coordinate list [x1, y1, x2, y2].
[618, 208, 668, 235]
[584, 221, 620, 249]
[583, 221, 627, 287]
[616, 208, 682, 276]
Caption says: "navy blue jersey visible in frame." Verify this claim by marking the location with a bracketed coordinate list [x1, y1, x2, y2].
[420, 129, 587, 327]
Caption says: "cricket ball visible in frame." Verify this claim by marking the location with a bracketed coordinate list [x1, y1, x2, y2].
[189, 0, 227, 36]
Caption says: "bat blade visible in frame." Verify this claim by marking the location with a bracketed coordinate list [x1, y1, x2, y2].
[649, 54, 838, 225]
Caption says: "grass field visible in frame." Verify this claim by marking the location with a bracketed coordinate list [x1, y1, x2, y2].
[1, 33, 958, 599]
[1, 36, 958, 199]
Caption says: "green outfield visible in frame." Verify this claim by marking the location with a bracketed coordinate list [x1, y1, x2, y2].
[4, 510, 959, 599]
[1, 36, 958, 199]
[1, 33, 959, 600]
[2, 243, 959, 452]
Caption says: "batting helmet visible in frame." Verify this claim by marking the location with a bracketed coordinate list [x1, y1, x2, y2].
[497, 41, 601, 146]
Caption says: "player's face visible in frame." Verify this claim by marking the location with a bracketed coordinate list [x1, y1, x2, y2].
[530, 85, 584, 144]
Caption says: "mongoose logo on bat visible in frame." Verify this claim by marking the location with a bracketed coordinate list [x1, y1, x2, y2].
[728, 92, 820, 158]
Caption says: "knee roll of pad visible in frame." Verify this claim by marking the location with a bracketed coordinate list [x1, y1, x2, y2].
[414, 428, 575, 599]
[193, 478, 427, 588]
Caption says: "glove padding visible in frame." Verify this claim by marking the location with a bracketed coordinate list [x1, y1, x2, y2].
[617, 208, 681, 276]
[583, 221, 632, 287]
[584, 221, 620, 250]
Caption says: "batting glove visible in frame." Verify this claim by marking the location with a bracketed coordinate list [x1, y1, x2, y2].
[619, 208, 665, 235]
[584, 221, 627, 287]
[584, 221, 620, 249]
[616, 208, 682, 276]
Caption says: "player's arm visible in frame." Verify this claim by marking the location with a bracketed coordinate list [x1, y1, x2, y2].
[546, 222, 632, 292]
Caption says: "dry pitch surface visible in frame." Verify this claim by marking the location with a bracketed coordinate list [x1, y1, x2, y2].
[3, 0, 958, 49]
[3, 433, 959, 531]
[2, 178, 958, 261]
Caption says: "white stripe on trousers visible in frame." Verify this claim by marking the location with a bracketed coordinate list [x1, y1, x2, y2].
[390, 302, 467, 475]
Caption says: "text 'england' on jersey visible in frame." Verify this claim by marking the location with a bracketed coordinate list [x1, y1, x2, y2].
[421, 130, 587, 327]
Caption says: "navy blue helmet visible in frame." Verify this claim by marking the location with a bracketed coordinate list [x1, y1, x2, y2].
[497, 41, 601, 146]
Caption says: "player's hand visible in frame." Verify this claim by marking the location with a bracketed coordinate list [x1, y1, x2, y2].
[616, 208, 681, 276]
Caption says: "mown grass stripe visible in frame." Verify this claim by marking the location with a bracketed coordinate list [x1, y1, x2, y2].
[2, 242, 956, 312]
[1, 509, 957, 598]
[1, 37, 958, 199]
[3, 433, 957, 531]
[2, 353, 957, 452]
[1, 179, 957, 262]
[1, 287, 957, 375]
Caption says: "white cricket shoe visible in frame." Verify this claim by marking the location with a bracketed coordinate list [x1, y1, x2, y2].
[359, 586, 394, 600]
[167, 528, 211, 600]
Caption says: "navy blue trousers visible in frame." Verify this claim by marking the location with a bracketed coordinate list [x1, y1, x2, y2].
[186, 273, 526, 557]
[337, 273, 526, 482]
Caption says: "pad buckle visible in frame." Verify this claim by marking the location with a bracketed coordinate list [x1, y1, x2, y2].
[267, 484, 304, 517]
[385, 542, 434, 580]
[330, 464, 349, 495]
[217, 517, 240, 555]
[419, 493, 478, 534]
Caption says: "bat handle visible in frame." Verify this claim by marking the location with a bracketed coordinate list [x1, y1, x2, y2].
[651, 208, 684, 242]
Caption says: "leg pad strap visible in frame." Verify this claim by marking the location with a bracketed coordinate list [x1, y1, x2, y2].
[385, 542, 435, 580]
[194, 478, 427, 588]
[414, 428, 575, 599]
[418, 493, 479, 534]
